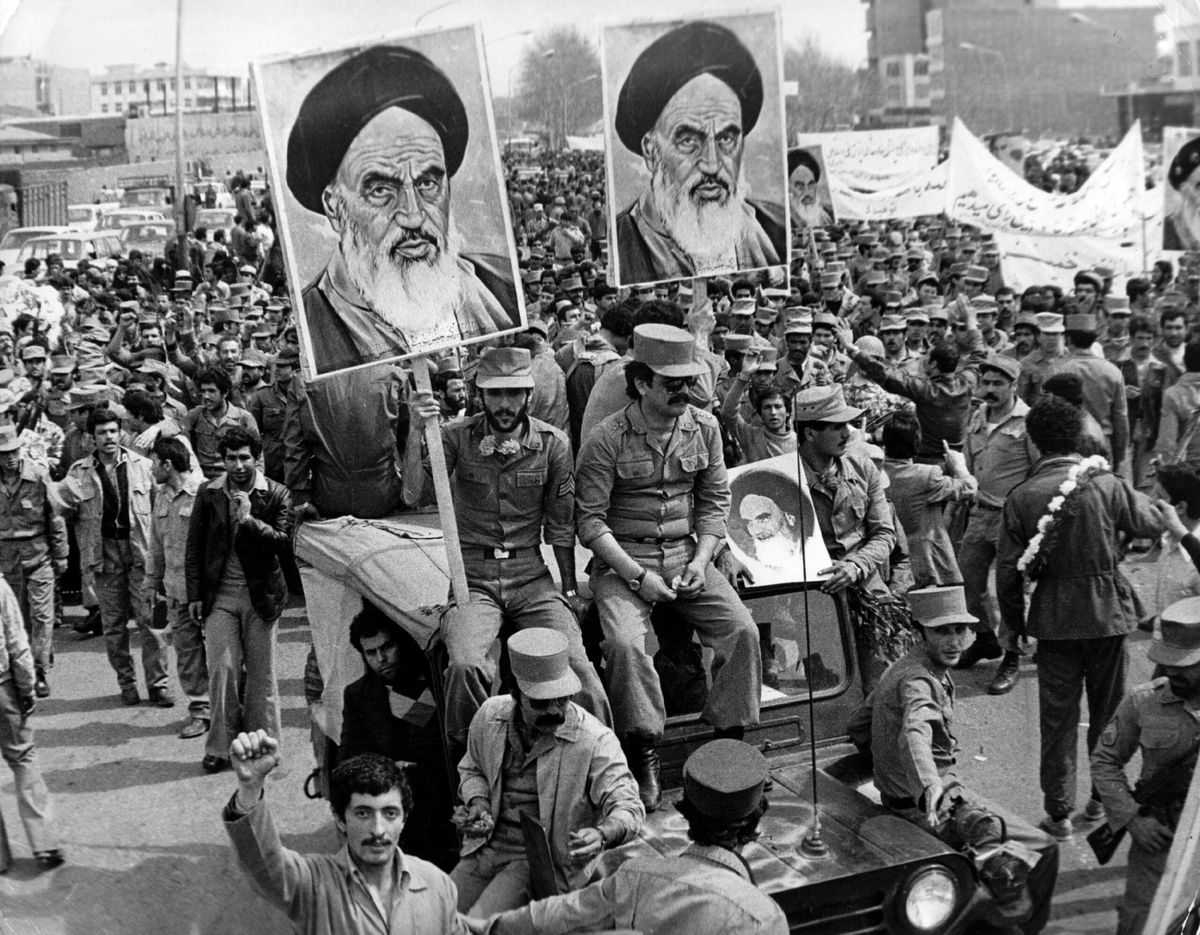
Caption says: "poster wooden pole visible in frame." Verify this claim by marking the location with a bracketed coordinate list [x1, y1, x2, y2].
[412, 355, 470, 609]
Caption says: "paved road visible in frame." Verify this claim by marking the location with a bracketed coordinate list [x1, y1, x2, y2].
[0, 555, 1166, 934]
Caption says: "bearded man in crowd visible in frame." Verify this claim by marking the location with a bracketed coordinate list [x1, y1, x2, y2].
[612, 21, 785, 282]
[286, 45, 519, 374]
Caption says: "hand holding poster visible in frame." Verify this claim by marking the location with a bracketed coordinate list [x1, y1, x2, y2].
[253, 26, 525, 378]
[601, 12, 789, 287]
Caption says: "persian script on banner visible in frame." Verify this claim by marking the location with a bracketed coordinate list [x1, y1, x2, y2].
[796, 126, 938, 192]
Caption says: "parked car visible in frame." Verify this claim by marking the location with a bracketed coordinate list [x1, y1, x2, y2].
[16, 231, 124, 270]
[0, 225, 74, 272]
[96, 208, 166, 232]
[194, 207, 236, 242]
[120, 220, 177, 258]
[67, 202, 119, 232]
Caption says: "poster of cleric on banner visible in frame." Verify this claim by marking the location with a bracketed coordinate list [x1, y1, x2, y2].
[1162, 126, 1200, 252]
[787, 144, 836, 230]
[601, 11, 789, 288]
[252, 25, 524, 378]
[726, 453, 830, 589]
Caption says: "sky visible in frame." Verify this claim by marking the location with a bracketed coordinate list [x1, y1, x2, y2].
[0, 0, 870, 88]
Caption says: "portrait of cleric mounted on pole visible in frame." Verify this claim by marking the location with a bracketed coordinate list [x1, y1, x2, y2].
[601, 12, 790, 287]
[253, 25, 524, 377]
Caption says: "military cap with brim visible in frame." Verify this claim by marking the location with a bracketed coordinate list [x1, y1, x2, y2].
[0, 425, 19, 453]
[907, 586, 978, 628]
[1064, 313, 1098, 332]
[722, 333, 752, 352]
[615, 21, 762, 154]
[1073, 269, 1104, 292]
[819, 271, 841, 288]
[1169, 136, 1200, 190]
[729, 298, 756, 317]
[883, 290, 902, 307]
[927, 306, 950, 323]
[753, 347, 779, 371]
[1148, 597, 1200, 667]
[879, 314, 907, 332]
[906, 308, 930, 325]
[508, 628, 581, 700]
[631, 323, 706, 378]
[1035, 312, 1064, 334]
[963, 265, 988, 284]
[49, 354, 76, 374]
[19, 344, 47, 361]
[136, 358, 169, 377]
[979, 354, 1020, 382]
[526, 318, 550, 338]
[683, 739, 769, 820]
[275, 347, 301, 366]
[65, 385, 108, 409]
[1013, 312, 1040, 330]
[1106, 296, 1131, 314]
[787, 147, 820, 181]
[286, 45, 468, 214]
[475, 346, 535, 389]
[239, 349, 269, 368]
[793, 384, 862, 423]
[784, 317, 812, 336]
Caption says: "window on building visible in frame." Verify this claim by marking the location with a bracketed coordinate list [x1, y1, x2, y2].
[100, 104, 108, 113]
[914, 59, 929, 77]
[885, 61, 901, 78]
[130, 82, 138, 95]
[99, 82, 108, 95]
[1178, 40, 1192, 77]
[185, 78, 192, 91]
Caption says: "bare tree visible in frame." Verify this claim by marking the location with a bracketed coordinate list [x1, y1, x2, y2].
[785, 36, 879, 135]
[515, 27, 603, 149]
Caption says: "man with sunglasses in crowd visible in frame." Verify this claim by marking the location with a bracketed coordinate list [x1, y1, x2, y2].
[576, 324, 762, 813]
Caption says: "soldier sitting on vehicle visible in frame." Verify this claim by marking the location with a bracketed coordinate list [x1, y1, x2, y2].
[1091, 595, 1200, 935]
[848, 586, 1059, 933]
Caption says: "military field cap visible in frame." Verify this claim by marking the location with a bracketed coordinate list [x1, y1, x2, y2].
[971, 295, 998, 311]
[979, 353, 1020, 382]
[907, 246, 925, 260]
[65, 384, 108, 409]
[915, 272, 940, 289]
[287, 45, 468, 214]
[884, 290, 902, 308]
[630, 324, 706, 378]
[864, 271, 888, 288]
[879, 314, 907, 332]
[476, 346, 535, 390]
[819, 271, 841, 289]
[1073, 269, 1104, 292]
[963, 265, 988, 284]
[562, 275, 584, 292]
[1158, 291, 1188, 310]
[1148, 597, 1200, 667]
[615, 21, 762, 154]
[823, 261, 846, 275]
[754, 305, 776, 323]
[274, 346, 301, 366]
[174, 269, 193, 281]
[508, 628, 581, 700]
[1035, 312, 1065, 334]
[239, 349, 268, 368]
[761, 287, 789, 300]
[137, 313, 159, 326]
[856, 232, 879, 246]
[683, 739, 769, 820]
[819, 243, 837, 256]
[526, 317, 550, 338]
[19, 344, 47, 361]
[729, 298, 756, 317]
[907, 586, 978, 628]
[229, 282, 251, 297]
[1064, 312, 1098, 332]
[722, 333, 752, 352]
[118, 300, 140, 312]
[252, 327, 275, 339]
[812, 311, 839, 330]
[0, 387, 14, 409]
[793, 384, 863, 423]
[49, 354, 76, 374]
[1013, 311, 1040, 330]
[906, 308, 930, 325]
[947, 262, 968, 278]
[871, 246, 890, 263]
[784, 316, 812, 336]
[753, 346, 779, 371]
[136, 358, 169, 377]
[927, 305, 950, 323]
[0, 424, 19, 453]
[1106, 296, 1131, 315]
[521, 270, 541, 286]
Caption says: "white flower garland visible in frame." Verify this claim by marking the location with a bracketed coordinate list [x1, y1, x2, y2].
[1017, 455, 1110, 574]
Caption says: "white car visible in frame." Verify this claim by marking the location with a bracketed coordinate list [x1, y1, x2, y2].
[16, 231, 125, 271]
[0, 226, 74, 273]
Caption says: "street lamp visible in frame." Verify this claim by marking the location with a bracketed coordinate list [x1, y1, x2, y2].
[415, 0, 459, 28]
[959, 41, 1014, 132]
[562, 72, 599, 150]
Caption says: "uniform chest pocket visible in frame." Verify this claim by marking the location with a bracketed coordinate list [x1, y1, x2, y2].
[1142, 726, 1180, 749]
[616, 459, 654, 480]
[457, 463, 490, 487]
[678, 449, 709, 474]
[516, 470, 546, 488]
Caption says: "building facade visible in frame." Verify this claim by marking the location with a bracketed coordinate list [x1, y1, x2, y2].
[90, 65, 247, 116]
[0, 59, 91, 118]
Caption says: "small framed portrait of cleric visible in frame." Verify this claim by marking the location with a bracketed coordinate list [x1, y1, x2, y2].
[726, 453, 831, 591]
[600, 12, 790, 288]
[787, 145, 836, 231]
[1163, 126, 1200, 251]
[253, 25, 525, 378]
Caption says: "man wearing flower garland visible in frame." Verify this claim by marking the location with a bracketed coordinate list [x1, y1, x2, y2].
[403, 346, 610, 764]
[996, 395, 1163, 841]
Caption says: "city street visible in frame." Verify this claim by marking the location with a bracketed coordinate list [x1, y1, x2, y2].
[0, 558, 1163, 935]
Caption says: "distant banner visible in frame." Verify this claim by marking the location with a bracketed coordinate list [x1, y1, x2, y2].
[829, 161, 948, 221]
[796, 126, 938, 192]
[1161, 125, 1200, 250]
[947, 117, 1143, 240]
[992, 231, 1142, 293]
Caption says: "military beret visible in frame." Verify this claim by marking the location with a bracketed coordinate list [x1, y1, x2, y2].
[1169, 135, 1200, 190]
[615, 21, 762, 154]
[286, 45, 469, 214]
[787, 147, 820, 181]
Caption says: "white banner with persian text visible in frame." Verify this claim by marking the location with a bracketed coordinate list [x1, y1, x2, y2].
[796, 126, 938, 191]
[946, 117, 1144, 240]
[828, 162, 949, 221]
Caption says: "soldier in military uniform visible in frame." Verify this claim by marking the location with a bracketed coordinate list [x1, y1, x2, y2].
[1017, 312, 1066, 404]
[43, 355, 76, 431]
[247, 348, 297, 483]
[1092, 596, 1200, 935]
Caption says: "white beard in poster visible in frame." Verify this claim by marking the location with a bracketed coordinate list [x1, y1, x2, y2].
[649, 157, 751, 269]
[328, 185, 468, 332]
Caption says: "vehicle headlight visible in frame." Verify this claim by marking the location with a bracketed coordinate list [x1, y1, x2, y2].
[903, 866, 958, 932]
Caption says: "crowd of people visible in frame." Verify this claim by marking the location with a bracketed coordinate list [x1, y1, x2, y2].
[0, 137, 1197, 933]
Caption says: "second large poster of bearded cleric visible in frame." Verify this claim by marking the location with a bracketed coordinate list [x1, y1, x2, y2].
[253, 25, 525, 378]
[601, 11, 790, 288]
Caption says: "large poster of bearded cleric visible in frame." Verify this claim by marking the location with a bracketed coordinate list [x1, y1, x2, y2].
[253, 25, 524, 378]
[726, 453, 831, 590]
[1162, 126, 1200, 252]
[601, 12, 790, 287]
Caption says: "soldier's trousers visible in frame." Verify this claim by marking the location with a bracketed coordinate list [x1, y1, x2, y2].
[956, 507, 1021, 651]
[442, 552, 610, 748]
[1119, 839, 1168, 935]
[0, 678, 55, 853]
[95, 539, 169, 693]
[0, 555, 55, 672]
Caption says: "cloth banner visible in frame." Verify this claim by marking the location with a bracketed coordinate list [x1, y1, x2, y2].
[946, 117, 1144, 240]
[991, 231, 1142, 293]
[829, 161, 949, 221]
[796, 126, 938, 191]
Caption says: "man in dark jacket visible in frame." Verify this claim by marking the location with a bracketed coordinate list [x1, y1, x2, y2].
[186, 427, 292, 774]
[338, 602, 457, 870]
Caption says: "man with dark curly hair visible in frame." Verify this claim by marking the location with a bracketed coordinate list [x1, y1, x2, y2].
[996, 395, 1162, 841]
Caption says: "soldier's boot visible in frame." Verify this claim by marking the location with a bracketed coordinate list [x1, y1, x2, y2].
[954, 630, 1003, 670]
[624, 732, 662, 813]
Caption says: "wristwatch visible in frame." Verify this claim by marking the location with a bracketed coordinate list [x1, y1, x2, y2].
[627, 569, 648, 592]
